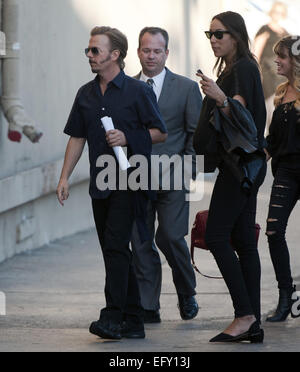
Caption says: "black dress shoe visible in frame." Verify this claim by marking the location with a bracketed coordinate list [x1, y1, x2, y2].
[177, 294, 199, 320]
[121, 323, 145, 339]
[89, 319, 122, 340]
[143, 310, 161, 324]
[209, 321, 264, 343]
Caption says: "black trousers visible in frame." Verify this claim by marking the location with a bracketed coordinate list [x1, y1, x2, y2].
[266, 167, 300, 290]
[92, 191, 143, 326]
[205, 161, 267, 322]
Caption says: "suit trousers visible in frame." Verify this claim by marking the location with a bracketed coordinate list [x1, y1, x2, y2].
[92, 191, 143, 325]
[131, 189, 196, 311]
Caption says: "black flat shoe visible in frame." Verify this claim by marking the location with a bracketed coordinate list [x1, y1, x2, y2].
[209, 321, 264, 343]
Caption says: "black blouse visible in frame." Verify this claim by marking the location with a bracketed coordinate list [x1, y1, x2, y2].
[194, 57, 266, 172]
[266, 101, 300, 170]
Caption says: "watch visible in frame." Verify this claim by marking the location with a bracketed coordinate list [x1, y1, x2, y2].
[217, 97, 229, 108]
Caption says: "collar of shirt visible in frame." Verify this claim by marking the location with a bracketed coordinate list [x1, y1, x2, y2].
[95, 69, 125, 90]
[140, 68, 166, 101]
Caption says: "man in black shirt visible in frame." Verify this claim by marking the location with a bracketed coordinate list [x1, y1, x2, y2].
[56, 26, 167, 340]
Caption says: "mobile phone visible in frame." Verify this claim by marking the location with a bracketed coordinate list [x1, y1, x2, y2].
[197, 69, 204, 75]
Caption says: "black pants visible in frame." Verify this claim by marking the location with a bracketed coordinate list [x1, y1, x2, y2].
[205, 161, 267, 322]
[92, 191, 143, 326]
[266, 167, 300, 290]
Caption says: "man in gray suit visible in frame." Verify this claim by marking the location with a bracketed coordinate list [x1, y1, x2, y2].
[131, 27, 202, 323]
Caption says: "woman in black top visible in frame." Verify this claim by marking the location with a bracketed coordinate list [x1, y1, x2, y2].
[193, 11, 267, 343]
[265, 36, 300, 322]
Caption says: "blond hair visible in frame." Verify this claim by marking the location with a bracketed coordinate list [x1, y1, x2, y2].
[269, 1, 288, 19]
[273, 36, 300, 111]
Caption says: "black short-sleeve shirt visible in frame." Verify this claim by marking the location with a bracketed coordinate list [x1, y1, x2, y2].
[195, 57, 266, 171]
[64, 70, 167, 199]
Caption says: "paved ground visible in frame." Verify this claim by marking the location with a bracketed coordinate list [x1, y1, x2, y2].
[0, 165, 300, 352]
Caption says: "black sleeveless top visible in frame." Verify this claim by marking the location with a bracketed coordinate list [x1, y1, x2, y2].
[267, 101, 300, 172]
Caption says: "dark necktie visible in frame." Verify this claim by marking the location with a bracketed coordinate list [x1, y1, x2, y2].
[146, 78, 154, 89]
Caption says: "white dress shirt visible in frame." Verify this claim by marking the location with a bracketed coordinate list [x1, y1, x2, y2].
[140, 68, 166, 101]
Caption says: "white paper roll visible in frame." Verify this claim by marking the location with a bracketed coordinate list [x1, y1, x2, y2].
[101, 117, 131, 171]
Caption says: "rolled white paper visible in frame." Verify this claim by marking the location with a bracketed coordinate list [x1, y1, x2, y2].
[101, 116, 131, 171]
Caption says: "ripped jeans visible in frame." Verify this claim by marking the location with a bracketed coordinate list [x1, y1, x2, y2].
[266, 167, 300, 290]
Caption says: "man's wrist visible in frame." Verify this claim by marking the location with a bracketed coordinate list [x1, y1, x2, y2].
[59, 174, 69, 183]
[121, 131, 128, 146]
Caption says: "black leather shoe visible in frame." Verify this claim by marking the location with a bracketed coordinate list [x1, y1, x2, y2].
[143, 310, 161, 324]
[89, 319, 122, 340]
[266, 286, 295, 322]
[210, 321, 264, 343]
[121, 323, 145, 339]
[178, 294, 199, 320]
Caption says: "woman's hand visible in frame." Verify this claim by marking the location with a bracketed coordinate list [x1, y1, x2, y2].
[196, 72, 226, 106]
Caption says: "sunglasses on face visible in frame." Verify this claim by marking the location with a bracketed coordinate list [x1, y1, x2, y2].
[85, 47, 100, 56]
[205, 30, 231, 40]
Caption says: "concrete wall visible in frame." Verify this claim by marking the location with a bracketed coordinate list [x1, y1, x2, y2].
[0, 0, 94, 262]
[0, 0, 225, 263]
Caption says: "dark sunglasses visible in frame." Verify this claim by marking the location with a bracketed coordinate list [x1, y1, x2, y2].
[85, 47, 100, 56]
[205, 30, 231, 40]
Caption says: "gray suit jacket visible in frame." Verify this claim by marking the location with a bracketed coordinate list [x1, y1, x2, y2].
[134, 68, 202, 184]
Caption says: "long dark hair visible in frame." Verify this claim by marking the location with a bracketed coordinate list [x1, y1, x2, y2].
[212, 11, 258, 77]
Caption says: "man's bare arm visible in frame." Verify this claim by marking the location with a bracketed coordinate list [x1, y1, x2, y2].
[56, 137, 86, 206]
